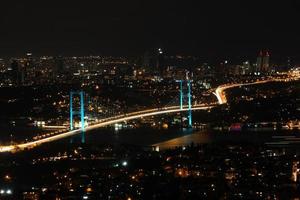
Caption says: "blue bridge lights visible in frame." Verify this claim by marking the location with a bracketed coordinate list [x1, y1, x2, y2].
[177, 79, 193, 128]
[70, 91, 86, 143]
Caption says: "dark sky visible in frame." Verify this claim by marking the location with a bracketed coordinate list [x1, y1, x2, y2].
[1, 0, 300, 60]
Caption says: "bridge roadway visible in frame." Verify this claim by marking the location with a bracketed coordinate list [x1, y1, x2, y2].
[0, 105, 213, 153]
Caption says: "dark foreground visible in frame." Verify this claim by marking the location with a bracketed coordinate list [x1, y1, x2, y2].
[1, 142, 300, 199]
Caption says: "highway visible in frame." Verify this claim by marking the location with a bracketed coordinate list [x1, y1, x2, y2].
[214, 75, 300, 104]
[214, 80, 270, 104]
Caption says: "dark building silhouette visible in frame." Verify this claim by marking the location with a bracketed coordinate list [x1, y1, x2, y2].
[262, 51, 270, 72]
[256, 50, 270, 73]
[10, 60, 22, 85]
[54, 56, 64, 76]
[143, 48, 165, 76]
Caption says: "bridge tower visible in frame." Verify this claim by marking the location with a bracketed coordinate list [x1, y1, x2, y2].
[70, 91, 85, 143]
[178, 80, 193, 127]
[187, 80, 192, 127]
[179, 80, 183, 109]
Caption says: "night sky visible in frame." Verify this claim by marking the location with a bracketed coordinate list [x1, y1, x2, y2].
[1, 1, 300, 61]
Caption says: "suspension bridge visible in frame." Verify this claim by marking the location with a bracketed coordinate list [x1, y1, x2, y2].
[0, 75, 298, 153]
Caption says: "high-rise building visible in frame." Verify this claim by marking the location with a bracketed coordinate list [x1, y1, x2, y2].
[54, 56, 64, 76]
[262, 51, 270, 72]
[242, 61, 251, 74]
[142, 48, 165, 76]
[22, 52, 34, 82]
[287, 57, 292, 71]
[256, 50, 263, 72]
[256, 50, 270, 73]
[10, 60, 21, 85]
[156, 48, 164, 76]
[25, 53, 33, 67]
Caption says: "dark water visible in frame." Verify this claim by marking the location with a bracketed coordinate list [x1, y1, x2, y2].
[154, 130, 300, 149]
[66, 127, 300, 149]
[67, 127, 194, 146]
[2, 124, 299, 149]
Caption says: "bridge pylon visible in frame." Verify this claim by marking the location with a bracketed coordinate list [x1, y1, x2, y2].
[70, 91, 85, 143]
[177, 80, 193, 128]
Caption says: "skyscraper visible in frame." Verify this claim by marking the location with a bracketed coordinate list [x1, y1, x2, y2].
[262, 51, 270, 72]
[256, 50, 263, 72]
[10, 60, 21, 85]
[54, 56, 64, 76]
[156, 48, 164, 76]
[256, 50, 270, 73]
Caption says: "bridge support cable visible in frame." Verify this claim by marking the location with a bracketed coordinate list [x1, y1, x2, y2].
[177, 79, 193, 128]
[80, 91, 85, 143]
[180, 80, 183, 110]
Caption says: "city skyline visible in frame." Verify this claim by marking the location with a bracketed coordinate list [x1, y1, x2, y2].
[0, 50, 296, 67]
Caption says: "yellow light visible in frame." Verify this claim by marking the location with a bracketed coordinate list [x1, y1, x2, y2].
[4, 175, 11, 180]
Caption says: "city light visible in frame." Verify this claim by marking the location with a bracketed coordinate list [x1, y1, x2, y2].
[0, 189, 12, 195]
[122, 161, 128, 166]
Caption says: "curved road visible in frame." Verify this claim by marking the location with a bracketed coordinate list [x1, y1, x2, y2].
[214, 76, 299, 104]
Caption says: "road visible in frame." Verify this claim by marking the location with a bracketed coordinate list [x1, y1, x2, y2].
[214, 75, 299, 104]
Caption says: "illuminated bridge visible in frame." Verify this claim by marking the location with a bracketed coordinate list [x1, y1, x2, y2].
[0, 105, 213, 153]
[0, 74, 299, 153]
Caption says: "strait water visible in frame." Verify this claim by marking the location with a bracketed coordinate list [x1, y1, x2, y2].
[1, 125, 300, 149]
[67, 127, 300, 149]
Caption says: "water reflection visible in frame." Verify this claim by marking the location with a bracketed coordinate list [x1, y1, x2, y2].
[153, 132, 211, 150]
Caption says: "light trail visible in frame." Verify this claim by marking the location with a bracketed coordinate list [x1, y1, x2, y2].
[0, 105, 213, 153]
[214, 76, 299, 104]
